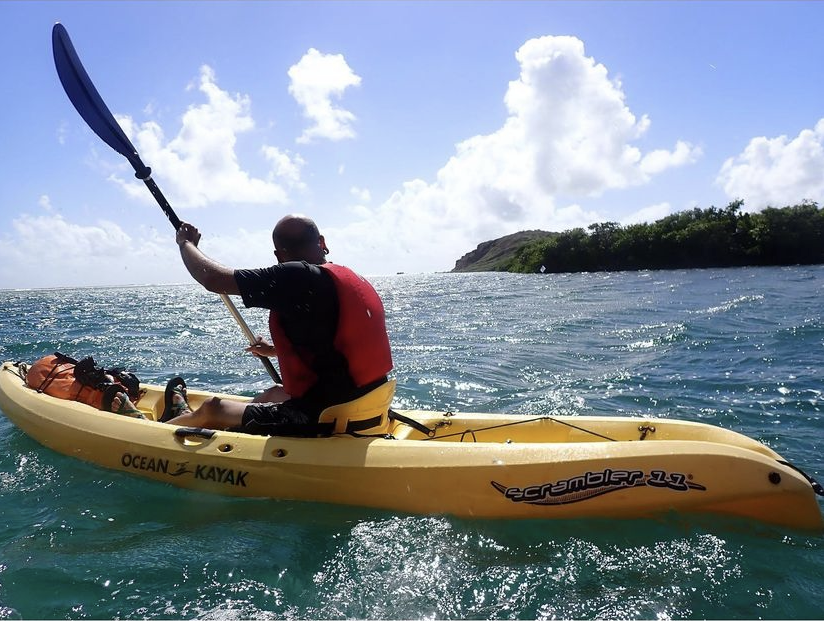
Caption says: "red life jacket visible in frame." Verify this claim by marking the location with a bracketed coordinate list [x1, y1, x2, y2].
[268, 263, 393, 398]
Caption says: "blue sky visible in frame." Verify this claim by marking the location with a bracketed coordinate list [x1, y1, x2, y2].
[1, 1, 823, 289]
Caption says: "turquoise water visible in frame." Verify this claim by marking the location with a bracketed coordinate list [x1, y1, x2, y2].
[1, 267, 823, 619]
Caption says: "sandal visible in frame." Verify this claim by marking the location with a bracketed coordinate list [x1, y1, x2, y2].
[160, 376, 190, 422]
[101, 384, 145, 419]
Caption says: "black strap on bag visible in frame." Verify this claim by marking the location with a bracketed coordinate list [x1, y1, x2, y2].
[73, 356, 110, 389]
[66, 352, 141, 402]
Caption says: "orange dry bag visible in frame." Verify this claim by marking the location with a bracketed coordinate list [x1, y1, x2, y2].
[25, 352, 140, 410]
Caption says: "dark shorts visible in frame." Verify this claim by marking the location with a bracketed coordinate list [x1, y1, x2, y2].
[237, 400, 318, 437]
[237, 377, 389, 437]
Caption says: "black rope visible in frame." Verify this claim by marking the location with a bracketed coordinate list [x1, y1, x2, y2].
[777, 460, 824, 496]
[415, 415, 617, 442]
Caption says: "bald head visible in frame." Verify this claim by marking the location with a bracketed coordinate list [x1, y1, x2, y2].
[272, 214, 328, 264]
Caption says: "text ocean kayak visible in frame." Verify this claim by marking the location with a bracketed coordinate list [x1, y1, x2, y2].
[1, 361, 821, 530]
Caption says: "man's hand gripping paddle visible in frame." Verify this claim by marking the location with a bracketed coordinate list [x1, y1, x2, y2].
[52, 23, 282, 384]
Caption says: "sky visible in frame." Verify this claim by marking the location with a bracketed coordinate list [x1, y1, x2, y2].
[1, 0, 823, 289]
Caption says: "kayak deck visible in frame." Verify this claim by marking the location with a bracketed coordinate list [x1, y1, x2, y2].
[132, 381, 785, 453]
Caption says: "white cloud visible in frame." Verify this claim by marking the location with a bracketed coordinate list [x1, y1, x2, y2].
[262, 146, 306, 190]
[38, 195, 54, 212]
[112, 66, 296, 208]
[0, 198, 283, 288]
[641, 141, 702, 176]
[0, 212, 183, 289]
[196, 227, 275, 270]
[622, 202, 674, 225]
[288, 48, 362, 144]
[350, 186, 371, 202]
[504, 36, 701, 195]
[328, 35, 700, 274]
[57, 121, 68, 146]
[717, 118, 824, 210]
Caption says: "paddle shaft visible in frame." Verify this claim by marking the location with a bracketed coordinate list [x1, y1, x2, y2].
[52, 23, 281, 385]
[217, 292, 282, 383]
[143, 176, 181, 230]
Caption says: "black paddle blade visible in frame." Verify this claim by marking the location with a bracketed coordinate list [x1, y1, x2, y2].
[52, 23, 151, 180]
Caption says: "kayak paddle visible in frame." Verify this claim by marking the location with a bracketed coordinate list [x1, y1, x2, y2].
[51, 22, 282, 385]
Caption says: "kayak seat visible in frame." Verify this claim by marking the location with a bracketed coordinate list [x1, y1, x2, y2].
[318, 379, 396, 435]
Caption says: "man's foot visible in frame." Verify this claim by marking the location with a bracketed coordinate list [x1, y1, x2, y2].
[170, 384, 191, 414]
[102, 385, 146, 419]
[160, 376, 191, 422]
[111, 393, 146, 418]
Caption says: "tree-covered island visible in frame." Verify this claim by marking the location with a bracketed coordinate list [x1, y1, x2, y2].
[452, 201, 824, 273]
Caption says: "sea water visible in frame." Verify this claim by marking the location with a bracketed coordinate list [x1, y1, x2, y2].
[0, 267, 822, 619]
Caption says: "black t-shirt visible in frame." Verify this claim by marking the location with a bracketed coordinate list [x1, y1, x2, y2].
[235, 261, 338, 349]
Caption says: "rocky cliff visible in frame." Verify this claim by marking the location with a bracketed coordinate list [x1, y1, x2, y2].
[451, 230, 552, 272]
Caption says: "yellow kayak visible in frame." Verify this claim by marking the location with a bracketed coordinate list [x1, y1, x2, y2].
[1, 360, 821, 530]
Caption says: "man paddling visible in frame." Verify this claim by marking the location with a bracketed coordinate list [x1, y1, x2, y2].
[121, 215, 393, 436]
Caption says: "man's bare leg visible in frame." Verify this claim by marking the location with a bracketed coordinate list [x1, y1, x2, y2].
[165, 391, 249, 430]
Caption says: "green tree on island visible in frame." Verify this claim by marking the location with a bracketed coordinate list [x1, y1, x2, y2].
[495, 201, 824, 273]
